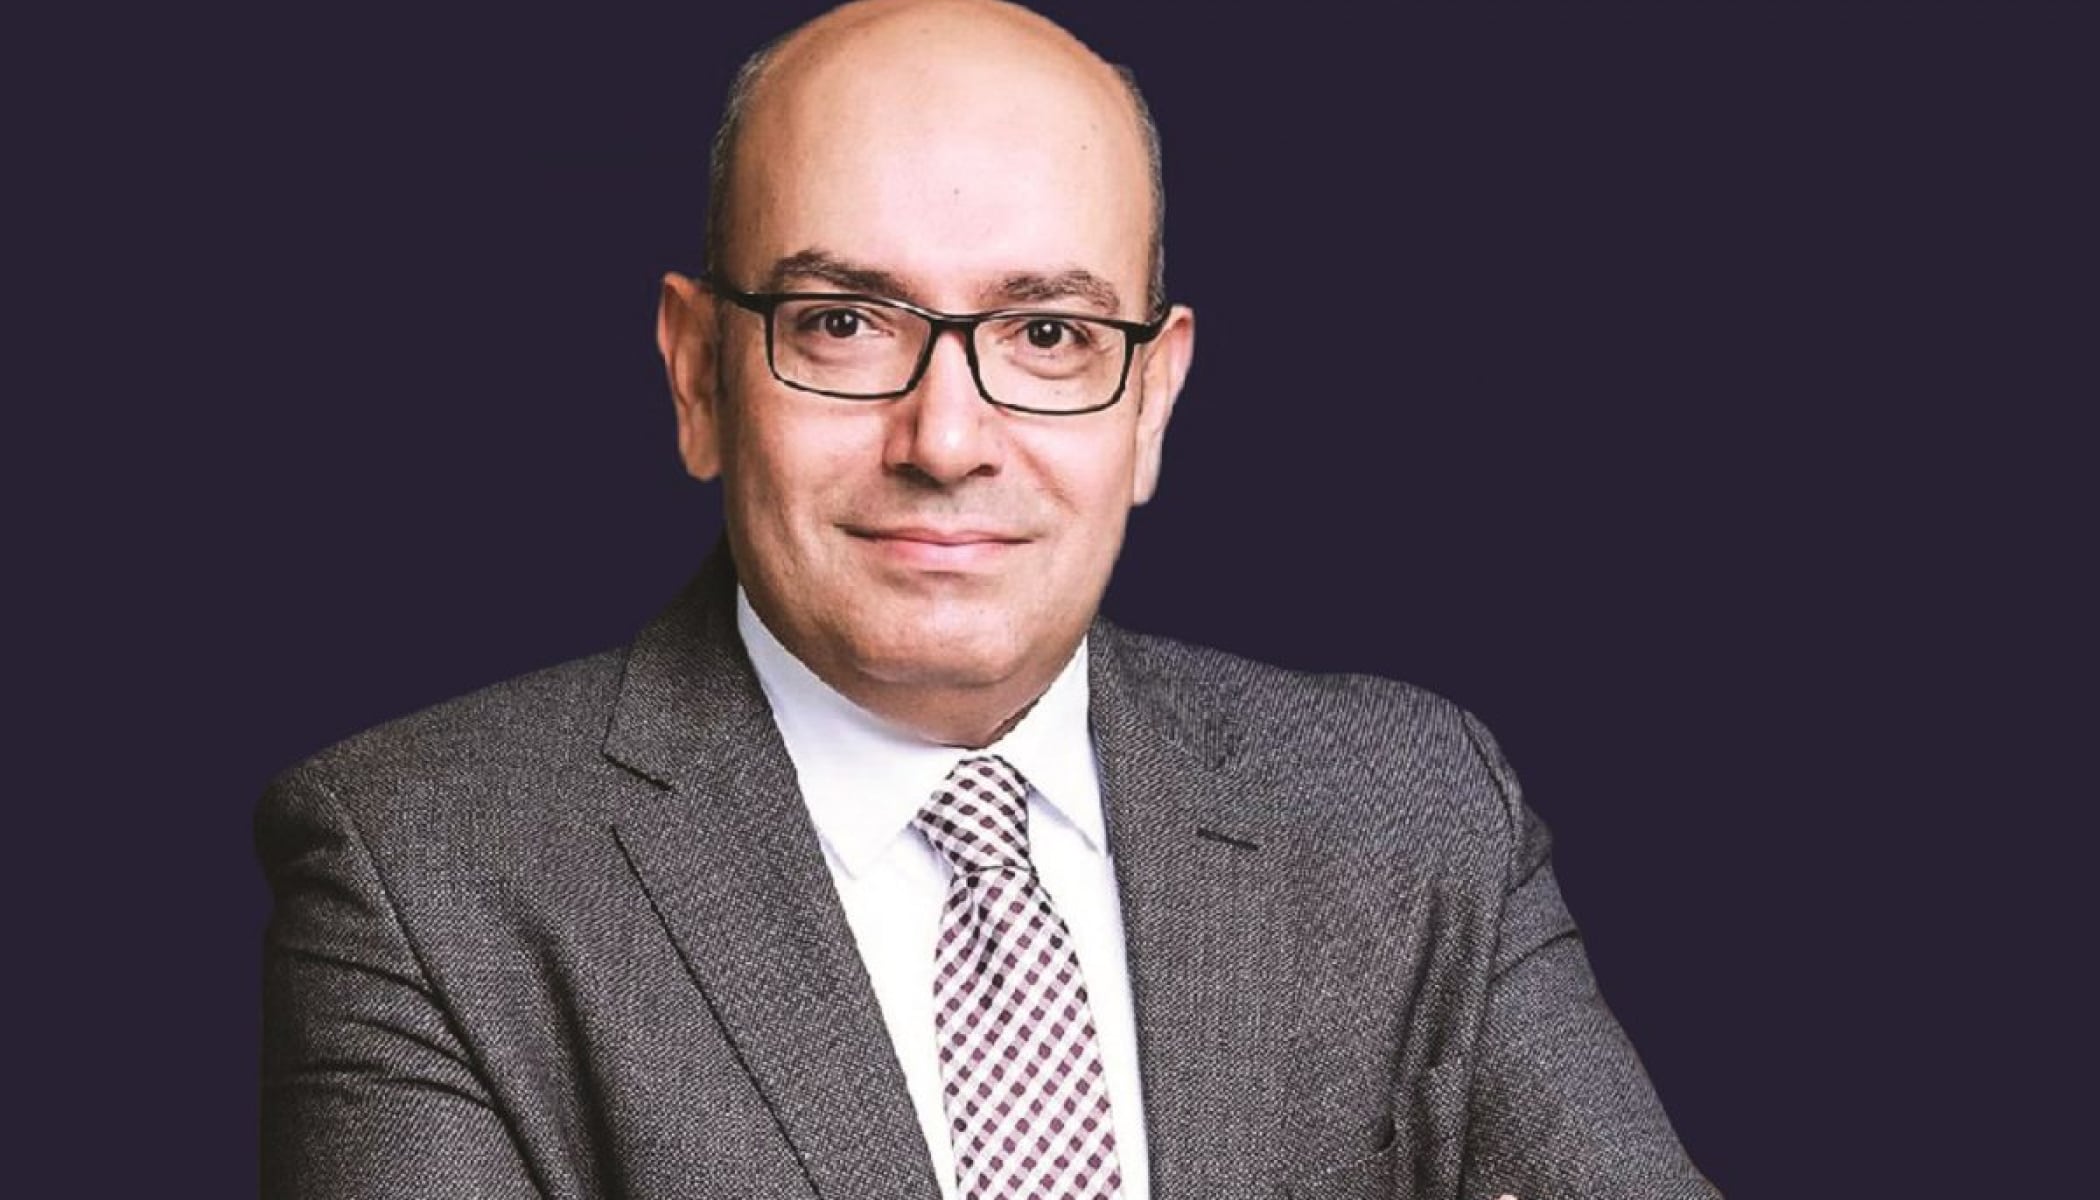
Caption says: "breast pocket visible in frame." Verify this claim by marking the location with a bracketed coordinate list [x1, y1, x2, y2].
[1283, 1127, 1404, 1200]
[1284, 1054, 1470, 1200]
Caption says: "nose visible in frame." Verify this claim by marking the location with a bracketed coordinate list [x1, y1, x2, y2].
[884, 325, 1004, 486]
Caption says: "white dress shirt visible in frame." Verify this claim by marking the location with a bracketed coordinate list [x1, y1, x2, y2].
[736, 588, 1151, 1200]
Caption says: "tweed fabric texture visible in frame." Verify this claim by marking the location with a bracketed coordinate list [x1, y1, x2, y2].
[256, 543, 1721, 1199]
[917, 755, 1125, 1200]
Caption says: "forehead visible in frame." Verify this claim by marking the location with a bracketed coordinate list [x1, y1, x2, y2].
[726, 23, 1152, 309]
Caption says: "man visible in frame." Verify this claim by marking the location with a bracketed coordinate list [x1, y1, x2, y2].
[256, 1, 1719, 1197]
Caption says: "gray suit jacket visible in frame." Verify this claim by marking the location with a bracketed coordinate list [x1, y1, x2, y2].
[257, 547, 1719, 1199]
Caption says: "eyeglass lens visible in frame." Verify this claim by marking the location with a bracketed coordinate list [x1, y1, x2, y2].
[771, 297, 1128, 411]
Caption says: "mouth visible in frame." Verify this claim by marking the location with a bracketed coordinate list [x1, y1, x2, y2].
[841, 524, 1031, 571]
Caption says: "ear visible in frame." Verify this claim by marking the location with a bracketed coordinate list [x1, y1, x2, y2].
[657, 271, 722, 481]
[1129, 303, 1195, 505]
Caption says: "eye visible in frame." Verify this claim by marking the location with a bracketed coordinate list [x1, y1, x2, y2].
[818, 308, 867, 339]
[1023, 318, 1083, 350]
[784, 303, 898, 341]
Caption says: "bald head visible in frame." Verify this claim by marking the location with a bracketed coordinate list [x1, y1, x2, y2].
[704, 0, 1166, 313]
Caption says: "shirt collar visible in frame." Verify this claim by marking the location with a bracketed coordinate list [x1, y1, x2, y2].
[735, 586, 1105, 879]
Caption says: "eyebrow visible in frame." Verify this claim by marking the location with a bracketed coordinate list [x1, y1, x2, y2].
[760, 249, 911, 299]
[988, 270, 1122, 316]
[759, 249, 1126, 317]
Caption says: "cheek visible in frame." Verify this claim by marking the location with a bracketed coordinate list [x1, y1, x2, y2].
[734, 439, 848, 553]
[720, 405, 843, 551]
[718, 350, 840, 513]
[1028, 433, 1139, 560]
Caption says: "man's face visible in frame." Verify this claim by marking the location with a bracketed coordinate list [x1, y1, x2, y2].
[662, 18, 1193, 741]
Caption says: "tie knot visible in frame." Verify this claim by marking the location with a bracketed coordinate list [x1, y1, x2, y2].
[915, 754, 1033, 874]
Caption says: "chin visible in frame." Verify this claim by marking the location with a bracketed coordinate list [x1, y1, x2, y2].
[845, 621, 1026, 691]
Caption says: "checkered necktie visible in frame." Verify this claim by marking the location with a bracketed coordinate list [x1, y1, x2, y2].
[914, 754, 1125, 1200]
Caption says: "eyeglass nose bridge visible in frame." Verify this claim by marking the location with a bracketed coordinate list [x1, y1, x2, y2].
[899, 311, 1001, 407]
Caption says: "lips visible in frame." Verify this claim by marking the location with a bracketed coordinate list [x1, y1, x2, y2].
[846, 525, 1027, 546]
[843, 524, 1031, 570]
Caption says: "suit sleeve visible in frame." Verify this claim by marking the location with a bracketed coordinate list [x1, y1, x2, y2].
[256, 767, 544, 1200]
[1455, 711, 1722, 1199]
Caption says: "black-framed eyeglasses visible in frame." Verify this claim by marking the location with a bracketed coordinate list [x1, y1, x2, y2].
[706, 275, 1169, 416]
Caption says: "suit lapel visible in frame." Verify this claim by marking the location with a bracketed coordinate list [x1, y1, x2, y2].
[602, 547, 942, 1200]
[1088, 624, 1307, 1199]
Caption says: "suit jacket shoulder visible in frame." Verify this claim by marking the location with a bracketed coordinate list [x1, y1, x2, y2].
[266, 648, 627, 817]
[259, 544, 763, 865]
[254, 645, 655, 930]
[1094, 621, 1532, 880]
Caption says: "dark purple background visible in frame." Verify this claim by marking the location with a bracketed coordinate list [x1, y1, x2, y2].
[19, 3, 2086, 1195]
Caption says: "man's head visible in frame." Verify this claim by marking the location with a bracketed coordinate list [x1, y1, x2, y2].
[656, 0, 1195, 746]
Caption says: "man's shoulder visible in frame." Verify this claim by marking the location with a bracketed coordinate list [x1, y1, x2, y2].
[261, 644, 635, 832]
[1100, 624, 1525, 849]
[1105, 623, 1468, 734]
